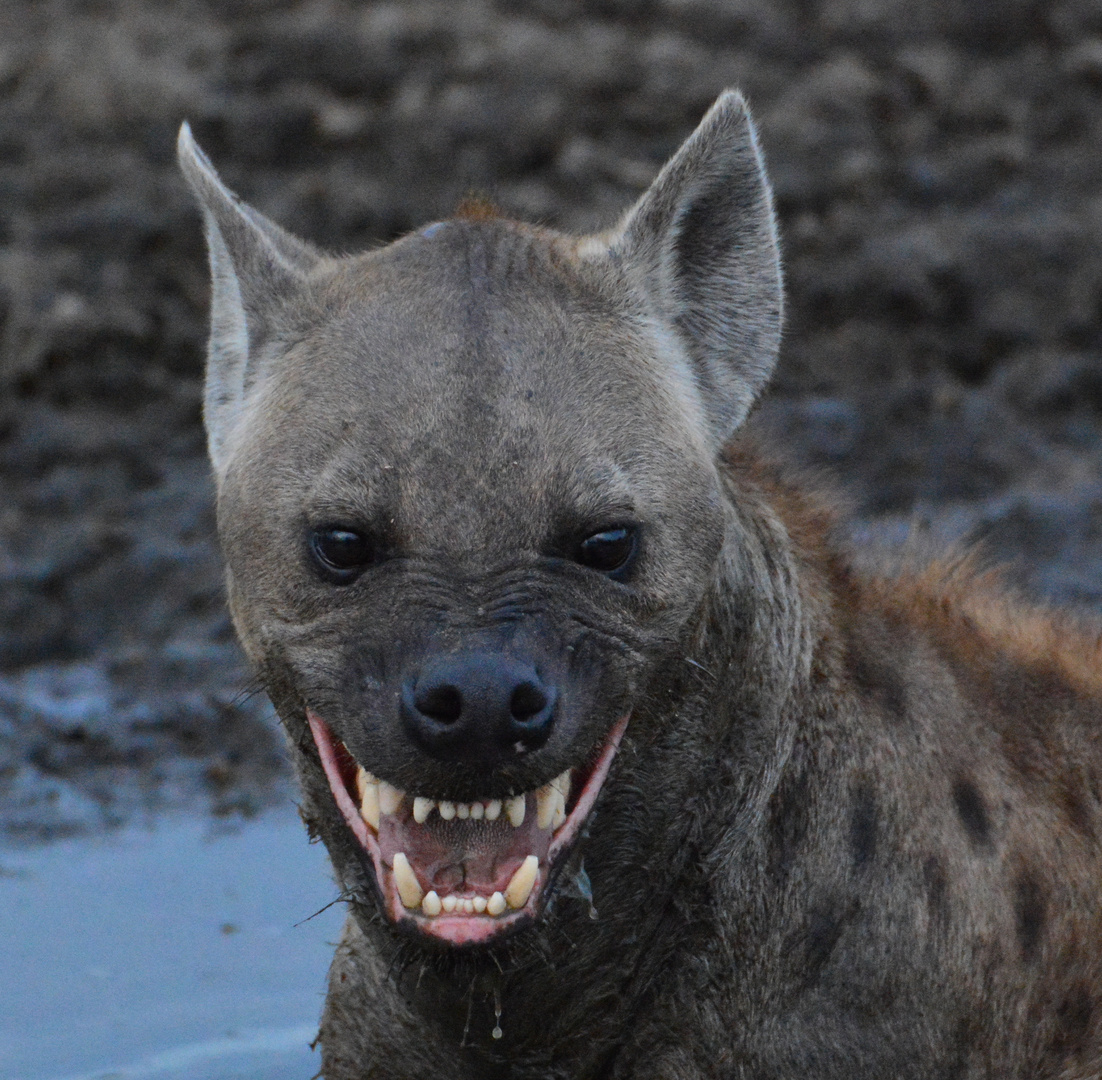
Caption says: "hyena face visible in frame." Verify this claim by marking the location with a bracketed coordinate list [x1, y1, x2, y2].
[179, 93, 781, 948]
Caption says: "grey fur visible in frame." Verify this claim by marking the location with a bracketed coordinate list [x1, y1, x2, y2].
[179, 92, 1102, 1079]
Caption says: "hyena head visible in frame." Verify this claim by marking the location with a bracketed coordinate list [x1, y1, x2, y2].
[179, 92, 782, 949]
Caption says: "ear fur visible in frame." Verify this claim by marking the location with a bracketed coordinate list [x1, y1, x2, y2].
[608, 91, 783, 447]
[177, 122, 322, 475]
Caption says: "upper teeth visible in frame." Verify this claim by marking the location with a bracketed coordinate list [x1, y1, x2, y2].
[354, 769, 571, 833]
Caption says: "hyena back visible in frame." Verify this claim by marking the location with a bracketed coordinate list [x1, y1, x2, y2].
[179, 92, 1102, 1078]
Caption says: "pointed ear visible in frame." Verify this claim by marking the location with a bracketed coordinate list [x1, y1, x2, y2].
[608, 91, 782, 448]
[177, 122, 322, 476]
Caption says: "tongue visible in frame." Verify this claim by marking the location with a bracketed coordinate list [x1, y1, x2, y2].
[376, 794, 551, 895]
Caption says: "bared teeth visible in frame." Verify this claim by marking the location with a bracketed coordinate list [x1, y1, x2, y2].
[505, 855, 539, 910]
[551, 771, 570, 829]
[415, 886, 529, 918]
[392, 774, 567, 831]
[378, 780, 402, 816]
[392, 853, 423, 909]
[536, 770, 571, 830]
[356, 768, 380, 831]
[505, 794, 526, 828]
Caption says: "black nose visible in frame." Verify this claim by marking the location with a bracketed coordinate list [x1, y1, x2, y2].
[401, 652, 558, 765]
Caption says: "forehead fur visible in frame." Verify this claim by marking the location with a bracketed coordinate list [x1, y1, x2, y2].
[228, 216, 715, 557]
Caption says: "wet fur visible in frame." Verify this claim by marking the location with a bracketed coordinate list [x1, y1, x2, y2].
[179, 94, 1102, 1078]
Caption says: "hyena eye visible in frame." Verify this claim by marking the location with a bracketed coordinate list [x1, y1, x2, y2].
[576, 525, 638, 579]
[309, 526, 375, 583]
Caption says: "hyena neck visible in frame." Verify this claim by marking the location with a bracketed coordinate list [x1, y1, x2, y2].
[316, 448, 837, 1075]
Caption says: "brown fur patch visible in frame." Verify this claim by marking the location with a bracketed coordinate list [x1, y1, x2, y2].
[453, 193, 502, 221]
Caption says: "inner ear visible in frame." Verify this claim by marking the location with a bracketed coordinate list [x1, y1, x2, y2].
[177, 122, 323, 478]
[608, 91, 783, 449]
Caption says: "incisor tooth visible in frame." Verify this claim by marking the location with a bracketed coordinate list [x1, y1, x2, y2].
[505, 855, 539, 910]
[392, 853, 423, 909]
[438, 800, 456, 821]
[485, 800, 502, 821]
[506, 794, 526, 828]
[359, 775, 380, 831]
[456, 803, 470, 819]
[487, 891, 506, 916]
[422, 890, 442, 916]
[473, 895, 488, 913]
[412, 797, 434, 824]
[378, 780, 402, 816]
[442, 894, 458, 913]
[470, 802, 484, 820]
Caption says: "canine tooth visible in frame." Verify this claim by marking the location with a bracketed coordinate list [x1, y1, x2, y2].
[487, 891, 506, 916]
[473, 895, 488, 913]
[392, 853, 423, 909]
[552, 796, 566, 830]
[378, 780, 402, 816]
[412, 797, 434, 824]
[485, 799, 502, 821]
[505, 855, 539, 910]
[552, 770, 571, 802]
[359, 777, 380, 831]
[505, 795, 526, 828]
[421, 890, 442, 916]
[355, 766, 371, 801]
[438, 800, 456, 820]
[536, 784, 557, 830]
[442, 894, 458, 913]
[470, 802, 484, 820]
[456, 803, 470, 820]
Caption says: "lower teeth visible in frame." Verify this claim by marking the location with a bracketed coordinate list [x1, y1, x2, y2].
[395, 853, 538, 918]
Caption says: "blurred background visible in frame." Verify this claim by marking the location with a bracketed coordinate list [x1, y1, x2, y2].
[1, 0, 1101, 841]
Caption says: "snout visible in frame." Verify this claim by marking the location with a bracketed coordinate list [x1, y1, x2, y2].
[400, 651, 558, 765]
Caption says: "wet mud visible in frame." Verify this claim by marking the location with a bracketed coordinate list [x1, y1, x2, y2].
[2, 0, 1100, 838]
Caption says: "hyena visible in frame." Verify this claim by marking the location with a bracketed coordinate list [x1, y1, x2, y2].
[178, 92, 1102, 1078]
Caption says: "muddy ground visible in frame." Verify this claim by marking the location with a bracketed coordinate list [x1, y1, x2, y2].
[1, 0, 1100, 840]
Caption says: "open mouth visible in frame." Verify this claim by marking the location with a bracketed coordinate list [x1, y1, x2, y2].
[306, 709, 629, 945]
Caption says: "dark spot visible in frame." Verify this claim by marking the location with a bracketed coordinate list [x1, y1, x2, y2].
[800, 897, 859, 988]
[1057, 773, 1095, 839]
[766, 759, 811, 884]
[952, 777, 993, 851]
[1050, 984, 1093, 1059]
[922, 854, 950, 930]
[1014, 871, 1046, 961]
[850, 783, 878, 870]
[848, 642, 908, 722]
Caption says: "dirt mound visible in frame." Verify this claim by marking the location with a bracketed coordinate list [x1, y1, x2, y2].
[2, 0, 1100, 837]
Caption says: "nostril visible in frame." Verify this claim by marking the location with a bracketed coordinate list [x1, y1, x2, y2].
[415, 684, 463, 724]
[510, 682, 548, 724]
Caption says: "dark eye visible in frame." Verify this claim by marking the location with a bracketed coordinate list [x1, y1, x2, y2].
[576, 525, 638, 578]
[309, 526, 375, 583]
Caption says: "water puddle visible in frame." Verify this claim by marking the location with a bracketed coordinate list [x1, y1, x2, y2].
[0, 808, 345, 1080]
